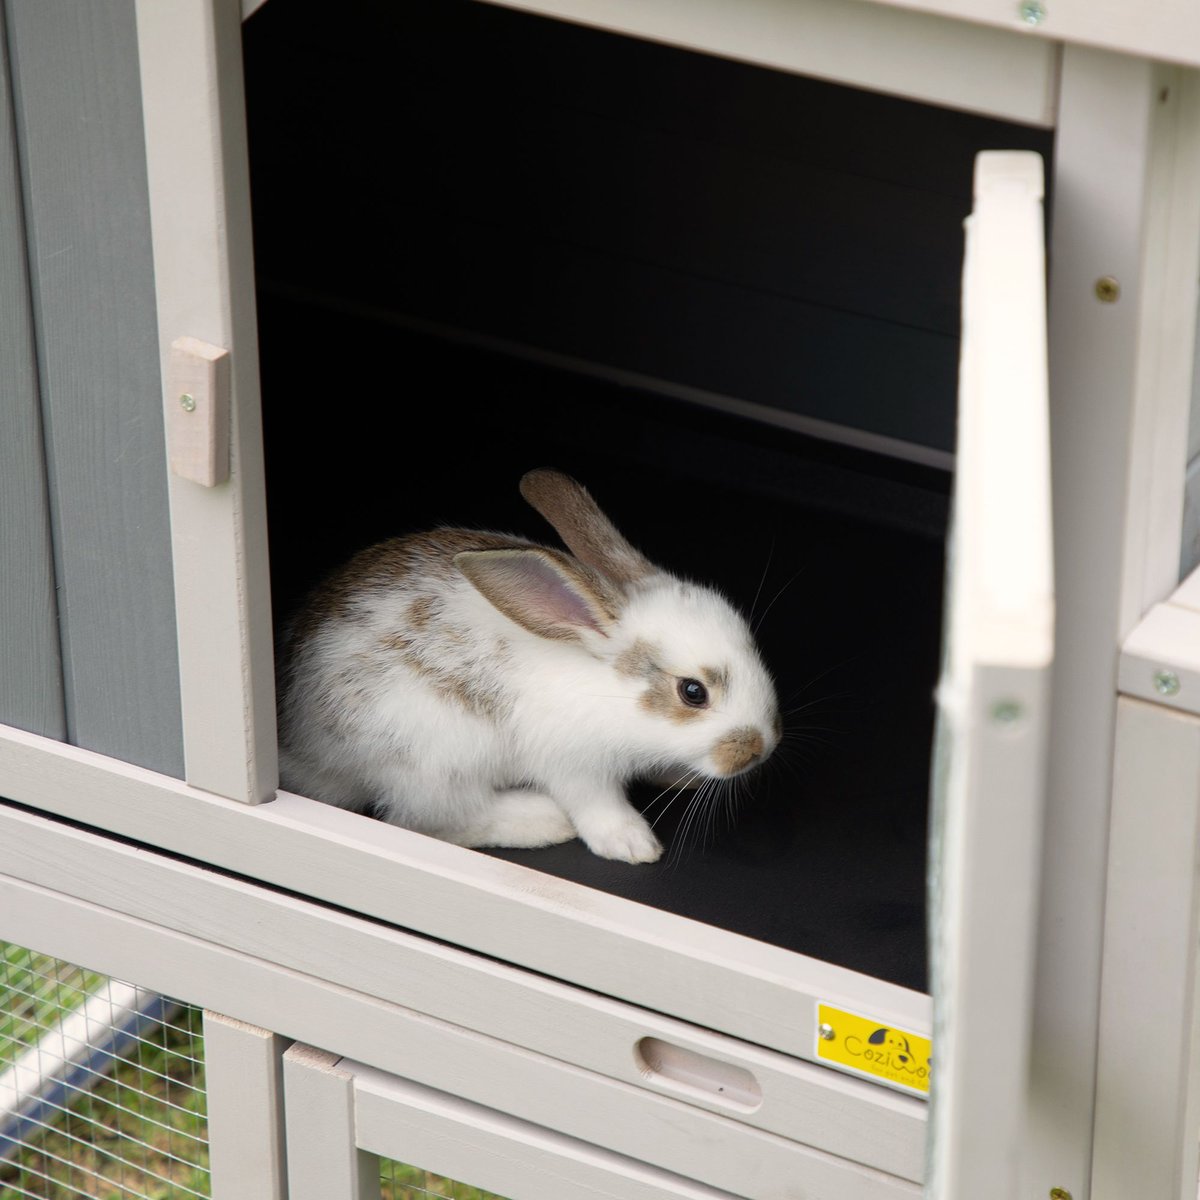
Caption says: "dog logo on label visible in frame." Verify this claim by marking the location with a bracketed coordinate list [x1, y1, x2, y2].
[815, 1004, 932, 1095]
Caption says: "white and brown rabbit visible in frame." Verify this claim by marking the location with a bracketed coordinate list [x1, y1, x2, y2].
[276, 469, 780, 863]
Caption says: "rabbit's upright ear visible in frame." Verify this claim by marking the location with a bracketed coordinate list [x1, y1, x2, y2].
[455, 548, 622, 642]
[520, 469, 653, 586]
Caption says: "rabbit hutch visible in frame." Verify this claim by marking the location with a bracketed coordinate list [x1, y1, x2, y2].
[3, 0, 1200, 1196]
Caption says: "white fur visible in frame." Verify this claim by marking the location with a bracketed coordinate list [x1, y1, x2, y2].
[278, 494, 779, 864]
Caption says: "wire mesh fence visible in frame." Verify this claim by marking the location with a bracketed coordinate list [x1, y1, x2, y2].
[0, 942, 209, 1200]
[379, 1159, 508, 1200]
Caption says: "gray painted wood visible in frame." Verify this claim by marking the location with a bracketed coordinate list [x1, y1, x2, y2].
[1183, 453, 1200, 578]
[5, 0, 183, 775]
[0, 9, 64, 741]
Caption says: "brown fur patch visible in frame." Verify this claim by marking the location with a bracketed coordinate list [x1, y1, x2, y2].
[407, 595, 439, 630]
[519, 469, 652, 586]
[638, 673, 707, 724]
[700, 665, 730, 691]
[383, 633, 509, 721]
[284, 529, 536, 653]
[615, 638, 659, 679]
[712, 727, 765, 775]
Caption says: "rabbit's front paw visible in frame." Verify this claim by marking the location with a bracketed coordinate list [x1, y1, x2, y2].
[578, 813, 663, 864]
[463, 791, 576, 848]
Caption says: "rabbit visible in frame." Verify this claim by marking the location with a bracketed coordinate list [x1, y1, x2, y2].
[276, 469, 780, 863]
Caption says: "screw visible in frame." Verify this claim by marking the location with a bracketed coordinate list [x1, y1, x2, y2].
[991, 700, 1023, 724]
[1018, 0, 1047, 25]
[179, 393, 197, 412]
[818, 1023, 835, 1041]
[1153, 669, 1181, 697]
[1095, 276, 1120, 303]
[1049, 1189, 1072, 1200]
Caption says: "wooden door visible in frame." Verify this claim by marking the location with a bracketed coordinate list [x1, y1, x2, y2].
[926, 150, 1054, 1197]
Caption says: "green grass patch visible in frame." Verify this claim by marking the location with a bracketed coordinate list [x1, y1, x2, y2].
[1, 946, 209, 1200]
[380, 1160, 507, 1200]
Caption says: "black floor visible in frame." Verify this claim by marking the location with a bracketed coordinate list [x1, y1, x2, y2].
[260, 296, 948, 993]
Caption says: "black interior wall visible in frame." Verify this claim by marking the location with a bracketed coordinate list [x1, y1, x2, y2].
[243, 0, 1051, 456]
[243, 1, 1051, 994]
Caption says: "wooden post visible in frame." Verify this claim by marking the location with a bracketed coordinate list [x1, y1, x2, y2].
[283, 1044, 378, 1200]
[203, 1012, 290, 1200]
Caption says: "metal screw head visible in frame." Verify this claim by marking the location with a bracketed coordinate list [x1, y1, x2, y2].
[1153, 669, 1181, 697]
[818, 1023, 835, 1041]
[991, 699, 1023, 724]
[1095, 276, 1120, 303]
[1018, 0, 1047, 25]
[1049, 1189, 1072, 1200]
[179, 392, 197, 412]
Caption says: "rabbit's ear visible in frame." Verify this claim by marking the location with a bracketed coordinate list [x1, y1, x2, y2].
[455, 549, 621, 642]
[520, 469, 653, 586]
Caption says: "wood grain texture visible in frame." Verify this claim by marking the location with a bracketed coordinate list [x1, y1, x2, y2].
[0, 9, 64, 740]
[0, 723, 931, 1111]
[350, 1059, 893, 1200]
[5, 0, 183, 775]
[135, 0, 278, 802]
[283, 1046, 376, 1200]
[476, 0, 1059, 125]
[1031, 48, 1194, 1194]
[846, 0, 1200, 72]
[1091, 699, 1200, 1200]
[203, 1012, 289, 1200]
[0, 853, 922, 1199]
[0, 789, 927, 1181]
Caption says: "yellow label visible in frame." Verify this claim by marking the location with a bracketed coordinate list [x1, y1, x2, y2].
[815, 1003, 932, 1095]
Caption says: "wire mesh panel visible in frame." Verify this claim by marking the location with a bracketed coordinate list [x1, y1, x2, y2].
[0, 942, 210, 1199]
[379, 1160, 507, 1200]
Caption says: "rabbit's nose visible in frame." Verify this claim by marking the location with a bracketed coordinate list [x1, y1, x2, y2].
[712, 728, 765, 775]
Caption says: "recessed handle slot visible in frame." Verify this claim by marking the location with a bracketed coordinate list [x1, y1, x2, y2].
[634, 1038, 762, 1111]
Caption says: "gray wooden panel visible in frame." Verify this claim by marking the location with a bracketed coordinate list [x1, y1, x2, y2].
[5, 0, 183, 775]
[0, 9, 64, 740]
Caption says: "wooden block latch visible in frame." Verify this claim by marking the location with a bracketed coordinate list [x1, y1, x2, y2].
[166, 336, 231, 486]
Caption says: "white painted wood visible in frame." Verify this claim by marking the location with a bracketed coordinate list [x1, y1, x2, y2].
[0, 799, 925, 1182]
[854, 0, 1200, 71]
[1117, 66, 1200, 631]
[134, 0, 277, 802]
[1120, 603, 1200, 717]
[0, 867, 921, 1199]
[1091, 698, 1200, 1200]
[1172, 561, 1200, 613]
[282, 1045, 376, 1200]
[1029, 47, 1194, 1197]
[167, 338, 231, 487]
[0, 723, 928, 1084]
[203, 1012, 289, 1200]
[348, 1059, 917, 1200]
[927, 151, 1053, 1200]
[480, 0, 1058, 125]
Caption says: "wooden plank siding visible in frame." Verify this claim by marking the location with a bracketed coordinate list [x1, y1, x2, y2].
[0, 8, 64, 741]
[4, 0, 183, 775]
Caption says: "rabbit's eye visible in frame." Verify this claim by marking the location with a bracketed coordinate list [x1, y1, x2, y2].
[678, 678, 709, 708]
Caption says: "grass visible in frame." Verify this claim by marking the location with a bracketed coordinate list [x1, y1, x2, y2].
[380, 1160, 508, 1200]
[0, 950, 209, 1200]
[0, 945, 507, 1200]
